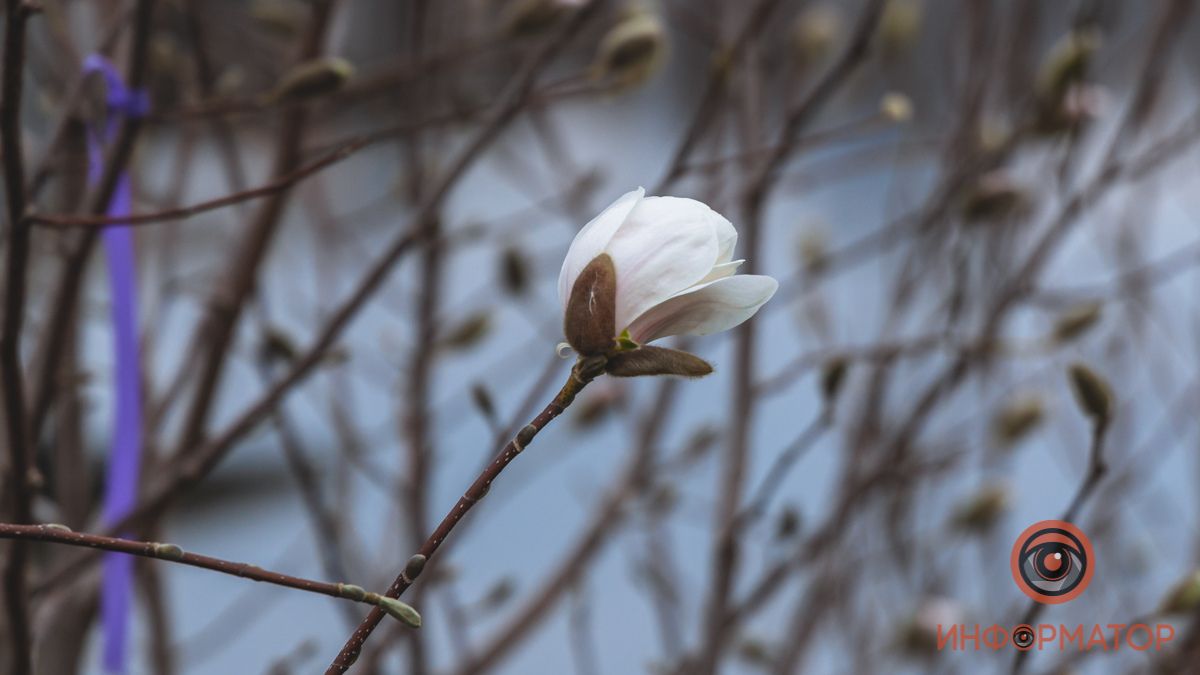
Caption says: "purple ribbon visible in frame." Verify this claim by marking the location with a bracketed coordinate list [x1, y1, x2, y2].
[83, 54, 147, 675]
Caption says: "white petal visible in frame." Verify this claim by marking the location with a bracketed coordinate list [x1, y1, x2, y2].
[605, 196, 720, 330]
[712, 212, 738, 264]
[698, 259, 744, 284]
[627, 274, 779, 344]
[558, 187, 644, 311]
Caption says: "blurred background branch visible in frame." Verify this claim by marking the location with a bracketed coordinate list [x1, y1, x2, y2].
[2, 1, 1200, 673]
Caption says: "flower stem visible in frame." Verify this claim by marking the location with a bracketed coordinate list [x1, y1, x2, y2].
[324, 357, 602, 673]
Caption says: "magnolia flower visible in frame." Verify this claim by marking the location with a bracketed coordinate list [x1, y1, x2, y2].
[558, 187, 777, 377]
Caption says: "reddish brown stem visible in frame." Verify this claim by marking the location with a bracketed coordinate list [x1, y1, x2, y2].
[0, 523, 394, 609]
[324, 361, 597, 673]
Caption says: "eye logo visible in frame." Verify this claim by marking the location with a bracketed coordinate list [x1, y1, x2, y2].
[1010, 520, 1094, 604]
[1012, 625, 1035, 650]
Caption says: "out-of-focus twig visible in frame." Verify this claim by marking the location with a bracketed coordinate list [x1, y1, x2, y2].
[28, 138, 368, 229]
[0, 2, 35, 672]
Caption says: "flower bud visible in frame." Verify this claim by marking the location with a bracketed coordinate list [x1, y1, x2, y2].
[251, 0, 307, 38]
[503, 0, 582, 39]
[470, 383, 497, 424]
[878, 0, 922, 55]
[270, 57, 355, 103]
[736, 637, 773, 665]
[480, 577, 516, 610]
[949, 484, 1009, 533]
[258, 326, 299, 367]
[593, 10, 667, 88]
[819, 358, 848, 404]
[961, 171, 1031, 223]
[516, 424, 538, 449]
[1052, 302, 1102, 344]
[797, 226, 828, 275]
[151, 543, 184, 561]
[1159, 570, 1200, 615]
[1036, 29, 1101, 106]
[791, 5, 842, 66]
[606, 345, 713, 378]
[1067, 363, 1113, 424]
[499, 246, 529, 296]
[376, 596, 422, 628]
[990, 396, 1043, 448]
[440, 312, 491, 352]
[880, 92, 913, 123]
[775, 506, 801, 540]
[404, 554, 427, 582]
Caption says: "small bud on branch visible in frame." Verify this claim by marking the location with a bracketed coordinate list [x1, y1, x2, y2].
[1068, 363, 1113, 425]
[606, 345, 713, 378]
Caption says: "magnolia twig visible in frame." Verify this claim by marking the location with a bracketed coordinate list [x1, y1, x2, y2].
[325, 358, 602, 672]
[450, 377, 677, 675]
[0, 523, 416, 622]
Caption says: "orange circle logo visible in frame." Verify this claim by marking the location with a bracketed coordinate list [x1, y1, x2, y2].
[1010, 520, 1094, 604]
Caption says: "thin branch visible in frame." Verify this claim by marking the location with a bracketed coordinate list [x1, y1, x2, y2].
[27, 0, 157, 458]
[325, 358, 601, 673]
[0, 523, 405, 614]
[652, 0, 785, 193]
[28, 137, 368, 229]
[737, 409, 830, 526]
[450, 377, 677, 675]
[0, 1, 35, 671]
[1062, 419, 1110, 523]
